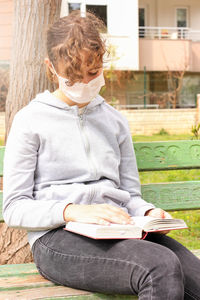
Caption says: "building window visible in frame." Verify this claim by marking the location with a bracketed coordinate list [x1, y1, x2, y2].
[68, 3, 81, 13]
[86, 5, 107, 28]
[176, 8, 188, 38]
[139, 8, 145, 38]
[176, 8, 188, 28]
[139, 8, 145, 27]
[66, 3, 107, 31]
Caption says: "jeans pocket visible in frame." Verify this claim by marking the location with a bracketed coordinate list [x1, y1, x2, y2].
[39, 227, 61, 246]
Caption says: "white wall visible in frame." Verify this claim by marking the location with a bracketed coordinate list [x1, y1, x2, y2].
[107, 0, 138, 36]
[139, 0, 200, 30]
[105, 0, 139, 70]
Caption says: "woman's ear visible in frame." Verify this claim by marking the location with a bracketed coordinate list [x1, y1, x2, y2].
[44, 57, 58, 86]
[44, 57, 54, 74]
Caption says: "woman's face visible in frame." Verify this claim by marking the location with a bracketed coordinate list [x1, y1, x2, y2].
[47, 51, 103, 85]
[45, 51, 103, 106]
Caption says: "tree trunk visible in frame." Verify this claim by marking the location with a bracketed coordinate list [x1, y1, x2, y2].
[2, 0, 62, 265]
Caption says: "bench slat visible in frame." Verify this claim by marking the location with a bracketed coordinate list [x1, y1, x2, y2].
[134, 140, 200, 171]
[0, 289, 137, 300]
[0, 263, 137, 299]
[0, 262, 38, 277]
[141, 180, 200, 210]
[0, 286, 92, 300]
[0, 274, 54, 289]
[1, 140, 200, 174]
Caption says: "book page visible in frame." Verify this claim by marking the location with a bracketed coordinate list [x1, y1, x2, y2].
[131, 216, 155, 228]
[132, 216, 187, 232]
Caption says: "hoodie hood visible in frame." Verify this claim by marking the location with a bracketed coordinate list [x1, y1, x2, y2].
[31, 90, 104, 112]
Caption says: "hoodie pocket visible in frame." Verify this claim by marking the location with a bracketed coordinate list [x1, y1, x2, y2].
[92, 186, 130, 208]
[46, 183, 130, 209]
[49, 183, 87, 201]
[48, 183, 96, 205]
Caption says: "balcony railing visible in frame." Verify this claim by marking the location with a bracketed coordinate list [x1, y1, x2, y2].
[139, 27, 200, 41]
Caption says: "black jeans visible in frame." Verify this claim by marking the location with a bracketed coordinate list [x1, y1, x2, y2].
[32, 226, 200, 300]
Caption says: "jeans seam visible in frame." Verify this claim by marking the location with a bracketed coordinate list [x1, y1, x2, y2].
[37, 265, 69, 287]
[37, 238, 148, 266]
[130, 266, 153, 299]
[36, 238, 152, 294]
[145, 277, 153, 300]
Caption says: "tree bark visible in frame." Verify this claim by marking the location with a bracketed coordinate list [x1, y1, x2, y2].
[5, 0, 61, 138]
[2, 0, 62, 265]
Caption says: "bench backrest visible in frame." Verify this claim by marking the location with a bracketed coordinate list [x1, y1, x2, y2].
[135, 140, 200, 211]
[0, 140, 200, 222]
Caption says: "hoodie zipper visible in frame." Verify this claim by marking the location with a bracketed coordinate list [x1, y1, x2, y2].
[89, 185, 97, 204]
[78, 112, 97, 179]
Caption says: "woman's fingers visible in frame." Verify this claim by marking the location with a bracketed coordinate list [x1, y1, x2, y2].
[64, 203, 133, 225]
[96, 204, 133, 224]
[163, 211, 173, 219]
[146, 208, 173, 220]
[102, 204, 131, 217]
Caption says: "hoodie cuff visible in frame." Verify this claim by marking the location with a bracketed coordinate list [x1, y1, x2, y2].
[133, 204, 156, 216]
[63, 203, 73, 222]
[126, 196, 155, 217]
[51, 201, 71, 226]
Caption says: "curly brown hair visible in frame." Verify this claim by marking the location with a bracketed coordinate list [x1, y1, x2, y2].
[46, 10, 107, 86]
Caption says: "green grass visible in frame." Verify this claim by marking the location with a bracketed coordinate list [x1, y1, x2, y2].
[0, 137, 4, 146]
[169, 210, 200, 249]
[134, 133, 200, 250]
[133, 133, 192, 142]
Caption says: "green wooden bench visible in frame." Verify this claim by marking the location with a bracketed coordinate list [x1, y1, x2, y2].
[0, 140, 200, 299]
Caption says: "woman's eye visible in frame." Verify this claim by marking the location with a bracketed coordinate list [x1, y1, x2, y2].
[65, 80, 71, 87]
[88, 71, 98, 76]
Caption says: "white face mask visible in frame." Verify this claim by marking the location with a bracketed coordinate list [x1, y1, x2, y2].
[51, 63, 105, 104]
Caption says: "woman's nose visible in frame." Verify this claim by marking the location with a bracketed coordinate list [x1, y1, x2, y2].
[82, 78, 90, 84]
[82, 76, 93, 84]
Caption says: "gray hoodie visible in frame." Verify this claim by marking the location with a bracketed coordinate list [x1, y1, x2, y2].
[3, 90, 155, 248]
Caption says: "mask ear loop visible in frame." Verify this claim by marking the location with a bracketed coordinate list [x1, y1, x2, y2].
[50, 62, 71, 86]
[50, 62, 58, 77]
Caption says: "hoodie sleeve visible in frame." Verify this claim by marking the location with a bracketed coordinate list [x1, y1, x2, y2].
[3, 110, 71, 231]
[118, 119, 155, 216]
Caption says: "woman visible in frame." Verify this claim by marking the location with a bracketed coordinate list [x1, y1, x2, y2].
[3, 10, 200, 300]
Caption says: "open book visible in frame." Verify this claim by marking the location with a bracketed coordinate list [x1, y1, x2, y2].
[64, 216, 188, 239]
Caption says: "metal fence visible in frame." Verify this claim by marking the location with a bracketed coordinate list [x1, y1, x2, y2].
[139, 27, 200, 42]
[120, 76, 200, 109]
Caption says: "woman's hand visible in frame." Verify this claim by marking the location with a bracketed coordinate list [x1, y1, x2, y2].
[145, 208, 172, 219]
[145, 208, 172, 234]
[64, 204, 134, 225]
